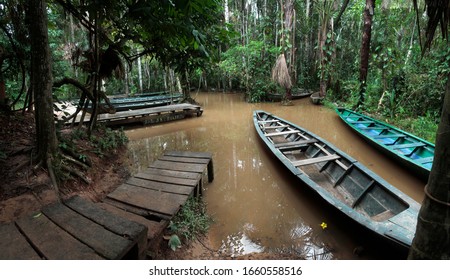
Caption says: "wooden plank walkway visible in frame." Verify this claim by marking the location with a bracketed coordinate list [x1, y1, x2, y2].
[0, 151, 214, 260]
[0, 196, 147, 260]
[71, 103, 203, 126]
[101, 151, 213, 251]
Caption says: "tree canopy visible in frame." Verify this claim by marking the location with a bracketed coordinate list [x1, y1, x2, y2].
[1, 0, 450, 260]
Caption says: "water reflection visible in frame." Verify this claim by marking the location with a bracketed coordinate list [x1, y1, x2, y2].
[125, 92, 424, 260]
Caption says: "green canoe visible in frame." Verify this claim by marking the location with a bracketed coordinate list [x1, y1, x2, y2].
[336, 108, 435, 181]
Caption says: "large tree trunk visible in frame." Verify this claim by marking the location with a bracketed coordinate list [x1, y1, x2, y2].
[357, 0, 375, 108]
[408, 75, 450, 259]
[28, 0, 59, 193]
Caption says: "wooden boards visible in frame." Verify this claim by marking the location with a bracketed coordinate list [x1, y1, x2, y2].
[0, 151, 214, 260]
[102, 151, 213, 254]
[0, 196, 147, 260]
[105, 151, 213, 219]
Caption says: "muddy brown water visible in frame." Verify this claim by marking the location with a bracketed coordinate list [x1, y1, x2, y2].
[125, 92, 425, 260]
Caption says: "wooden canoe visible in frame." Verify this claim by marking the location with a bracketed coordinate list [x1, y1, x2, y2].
[87, 93, 183, 112]
[310, 91, 324, 104]
[253, 110, 420, 249]
[336, 108, 434, 181]
[266, 89, 312, 102]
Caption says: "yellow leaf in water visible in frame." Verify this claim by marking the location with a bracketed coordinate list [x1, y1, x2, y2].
[320, 222, 328, 230]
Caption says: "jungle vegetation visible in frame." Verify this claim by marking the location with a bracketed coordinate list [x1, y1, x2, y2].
[0, 0, 449, 259]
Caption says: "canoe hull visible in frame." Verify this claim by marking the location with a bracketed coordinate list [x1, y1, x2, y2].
[266, 90, 312, 102]
[253, 110, 420, 249]
[336, 108, 434, 181]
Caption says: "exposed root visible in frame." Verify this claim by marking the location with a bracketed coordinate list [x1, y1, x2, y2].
[47, 158, 61, 202]
[61, 164, 91, 185]
[61, 153, 90, 170]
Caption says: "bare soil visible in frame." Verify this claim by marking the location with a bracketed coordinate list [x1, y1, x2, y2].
[0, 111, 300, 260]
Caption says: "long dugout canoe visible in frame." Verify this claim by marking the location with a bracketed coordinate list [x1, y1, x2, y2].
[254, 110, 420, 250]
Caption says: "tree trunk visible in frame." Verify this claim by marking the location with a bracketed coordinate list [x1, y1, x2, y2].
[29, 0, 58, 157]
[357, 0, 375, 108]
[408, 75, 450, 260]
[28, 0, 59, 183]
[137, 54, 143, 93]
[124, 62, 129, 96]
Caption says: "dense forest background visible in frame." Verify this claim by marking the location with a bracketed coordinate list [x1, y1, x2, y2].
[1, 0, 450, 260]
[1, 0, 446, 142]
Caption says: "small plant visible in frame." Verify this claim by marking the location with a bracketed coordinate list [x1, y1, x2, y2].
[90, 126, 129, 156]
[168, 234, 182, 251]
[168, 196, 213, 250]
[70, 128, 87, 140]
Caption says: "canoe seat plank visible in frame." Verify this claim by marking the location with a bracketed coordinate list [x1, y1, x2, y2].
[258, 119, 279, 123]
[359, 126, 385, 130]
[415, 156, 434, 164]
[274, 139, 318, 149]
[265, 130, 300, 137]
[389, 142, 425, 149]
[372, 133, 405, 139]
[263, 124, 289, 129]
[348, 120, 374, 124]
[292, 154, 340, 167]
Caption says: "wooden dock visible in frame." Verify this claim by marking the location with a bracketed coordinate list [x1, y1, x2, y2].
[0, 151, 213, 260]
[101, 151, 213, 250]
[0, 196, 148, 260]
[71, 103, 203, 126]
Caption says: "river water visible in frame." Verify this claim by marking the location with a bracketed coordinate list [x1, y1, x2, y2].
[125, 92, 425, 260]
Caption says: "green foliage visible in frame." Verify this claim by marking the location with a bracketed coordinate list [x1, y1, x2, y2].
[168, 234, 182, 251]
[170, 196, 213, 242]
[220, 40, 279, 101]
[393, 114, 438, 143]
[90, 127, 128, 156]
